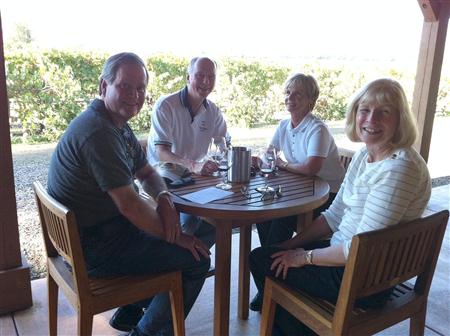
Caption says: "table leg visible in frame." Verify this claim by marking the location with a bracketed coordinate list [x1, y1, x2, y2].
[213, 222, 232, 336]
[296, 211, 313, 233]
[238, 224, 252, 319]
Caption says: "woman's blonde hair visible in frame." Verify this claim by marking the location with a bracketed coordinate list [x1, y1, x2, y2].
[345, 78, 418, 149]
[284, 73, 320, 110]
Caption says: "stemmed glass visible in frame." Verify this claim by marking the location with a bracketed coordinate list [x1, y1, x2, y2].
[215, 137, 232, 190]
[209, 137, 226, 177]
[259, 146, 277, 192]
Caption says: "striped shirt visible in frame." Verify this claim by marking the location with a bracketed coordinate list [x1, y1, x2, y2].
[323, 147, 431, 259]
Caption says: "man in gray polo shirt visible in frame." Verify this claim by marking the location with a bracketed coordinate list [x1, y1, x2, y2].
[48, 52, 210, 335]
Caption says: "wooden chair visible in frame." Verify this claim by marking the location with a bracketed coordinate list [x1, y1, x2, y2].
[338, 147, 355, 172]
[33, 182, 185, 336]
[260, 210, 449, 336]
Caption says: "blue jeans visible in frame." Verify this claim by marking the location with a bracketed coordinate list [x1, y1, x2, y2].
[80, 217, 210, 336]
[180, 213, 216, 249]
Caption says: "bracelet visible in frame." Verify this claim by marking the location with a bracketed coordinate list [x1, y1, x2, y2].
[156, 190, 171, 202]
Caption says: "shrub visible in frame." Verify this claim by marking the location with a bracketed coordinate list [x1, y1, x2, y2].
[6, 50, 105, 142]
[6, 51, 449, 142]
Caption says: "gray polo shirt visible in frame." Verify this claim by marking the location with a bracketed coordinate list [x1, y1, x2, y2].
[47, 99, 147, 228]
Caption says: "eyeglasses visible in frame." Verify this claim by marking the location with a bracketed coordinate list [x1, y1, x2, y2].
[241, 185, 283, 201]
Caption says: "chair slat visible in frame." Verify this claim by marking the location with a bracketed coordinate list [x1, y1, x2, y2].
[398, 234, 415, 277]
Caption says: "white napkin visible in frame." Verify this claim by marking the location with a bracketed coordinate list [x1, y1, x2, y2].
[180, 187, 233, 204]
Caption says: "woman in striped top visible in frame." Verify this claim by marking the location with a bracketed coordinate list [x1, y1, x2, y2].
[249, 78, 431, 336]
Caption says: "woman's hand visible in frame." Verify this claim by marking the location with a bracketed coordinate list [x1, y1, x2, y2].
[270, 248, 307, 279]
[175, 233, 211, 261]
[276, 157, 288, 170]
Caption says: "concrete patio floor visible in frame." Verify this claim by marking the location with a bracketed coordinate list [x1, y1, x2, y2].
[1, 184, 449, 336]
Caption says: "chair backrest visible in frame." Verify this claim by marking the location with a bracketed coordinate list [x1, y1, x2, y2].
[333, 210, 449, 334]
[338, 147, 355, 172]
[33, 182, 90, 295]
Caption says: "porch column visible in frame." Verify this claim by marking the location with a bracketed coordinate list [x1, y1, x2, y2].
[0, 12, 32, 314]
[412, 0, 449, 162]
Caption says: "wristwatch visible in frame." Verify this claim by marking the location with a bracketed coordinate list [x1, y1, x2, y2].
[305, 250, 314, 265]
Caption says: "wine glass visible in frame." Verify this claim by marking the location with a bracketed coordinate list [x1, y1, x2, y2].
[208, 138, 222, 177]
[259, 146, 277, 192]
[261, 147, 277, 175]
[216, 148, 233, 190]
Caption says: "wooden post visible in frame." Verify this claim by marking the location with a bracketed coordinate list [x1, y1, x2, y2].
[0, 12, 32, 314]
[412, 1, 449, 162]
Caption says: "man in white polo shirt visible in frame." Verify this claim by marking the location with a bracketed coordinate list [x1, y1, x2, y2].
[147, 56, 228, 248]
[147, 57, 227, 172]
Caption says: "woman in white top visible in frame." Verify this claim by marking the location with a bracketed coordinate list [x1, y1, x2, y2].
[256, 73, 345, 242]
[251, 73, 345, 311]
[249, 78, 431, 335]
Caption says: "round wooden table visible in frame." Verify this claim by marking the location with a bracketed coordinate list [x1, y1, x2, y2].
[169, 170, 330, 336]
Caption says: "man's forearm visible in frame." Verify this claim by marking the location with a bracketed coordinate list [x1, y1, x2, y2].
[159, 152, 195, 171]
[122, 197, 166, 239]
[108, 184, 166, 240]
[141, 170, 169, 200]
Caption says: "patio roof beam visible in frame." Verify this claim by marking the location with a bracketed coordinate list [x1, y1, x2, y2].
[419, 0, 441, 21]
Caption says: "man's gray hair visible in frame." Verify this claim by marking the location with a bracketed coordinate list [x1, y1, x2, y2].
[187, 57, 217, 75]
[98, 52, 149, 95]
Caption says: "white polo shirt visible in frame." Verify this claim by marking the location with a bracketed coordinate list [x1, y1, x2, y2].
[147, 87, 227, 165]
[271, 113, 344, 192]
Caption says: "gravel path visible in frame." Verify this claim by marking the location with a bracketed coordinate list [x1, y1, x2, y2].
[13, 144, 54, 279]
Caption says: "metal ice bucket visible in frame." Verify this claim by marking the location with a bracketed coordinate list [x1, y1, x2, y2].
[228, 146, 251, 183]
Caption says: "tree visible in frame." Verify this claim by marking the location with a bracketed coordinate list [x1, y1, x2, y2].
[6, 23, 33, 52]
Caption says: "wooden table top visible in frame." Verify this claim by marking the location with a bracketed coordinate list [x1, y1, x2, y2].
[168, 170, 330, 223]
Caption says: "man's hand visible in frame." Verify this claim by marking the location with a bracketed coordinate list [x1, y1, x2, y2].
[192, 159, 218, 176]
[200, 159, 218, 175]
[251, 156, 262, 170]
[175, 233, 211, 261]
[156, 194, 181, 243]
[270, 248, 307, 279]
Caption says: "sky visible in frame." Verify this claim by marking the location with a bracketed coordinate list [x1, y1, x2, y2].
[1, 0, 449, 69]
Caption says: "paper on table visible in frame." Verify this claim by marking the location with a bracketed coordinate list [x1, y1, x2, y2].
[180, 187, 233, 204]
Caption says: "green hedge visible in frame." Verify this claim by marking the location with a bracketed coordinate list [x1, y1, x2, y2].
[6, 51, 449, 143]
